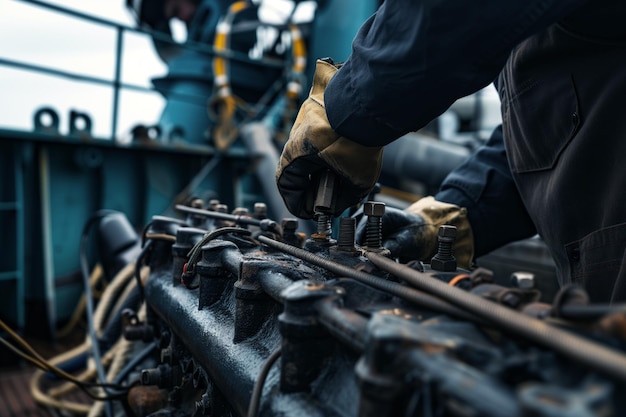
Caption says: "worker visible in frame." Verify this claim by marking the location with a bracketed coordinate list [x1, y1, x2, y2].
[276, 0, 626, 303]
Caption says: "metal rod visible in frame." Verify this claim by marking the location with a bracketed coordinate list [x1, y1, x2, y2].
[175, 204, 279, 231]
[256, 235, 480, 321]
[111, 27, 124, 141]
[19, 0, 285, 68]
[366, 251, 626, 383]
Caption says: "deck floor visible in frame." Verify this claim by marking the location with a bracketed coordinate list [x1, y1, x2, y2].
[0, 330, 92, 417]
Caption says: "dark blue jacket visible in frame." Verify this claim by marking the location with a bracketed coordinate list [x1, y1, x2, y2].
[324, 0, 626, 301]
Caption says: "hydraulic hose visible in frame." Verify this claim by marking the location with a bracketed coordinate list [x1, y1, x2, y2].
[366, 251, 626, 383]
[256, 235, 480, 322]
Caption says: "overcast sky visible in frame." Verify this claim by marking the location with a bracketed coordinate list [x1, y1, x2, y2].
[0, 0, 168, 140]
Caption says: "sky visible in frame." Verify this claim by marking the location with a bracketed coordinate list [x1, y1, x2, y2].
[0, 0, 170, 140]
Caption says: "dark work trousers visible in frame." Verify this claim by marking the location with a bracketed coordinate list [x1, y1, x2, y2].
[498, 11, 626, 302]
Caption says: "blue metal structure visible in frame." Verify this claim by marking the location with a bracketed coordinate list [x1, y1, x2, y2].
[0, 0, 381, 334]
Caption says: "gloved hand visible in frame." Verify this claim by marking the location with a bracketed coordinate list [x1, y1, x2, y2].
[356, 197, 474, 269]
[276, 59, 384, 219]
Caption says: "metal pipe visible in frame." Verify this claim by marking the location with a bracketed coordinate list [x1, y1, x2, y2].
[111, 27, 124, 141]
[366, 251, 626, 383]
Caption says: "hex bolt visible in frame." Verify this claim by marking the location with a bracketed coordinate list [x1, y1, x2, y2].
[282, 218, 298, 236]
[208, 199, 220, 211]
[190, 198, 204, 210]
[281, 218, 303, 247]
[364, 201, 385, 250]
[232, 207, 250, 229]
[338, 217, 356, 252]
[430, 225, 457, 272]
[232, 207, 249, 216]
[253, 202, 267, 219]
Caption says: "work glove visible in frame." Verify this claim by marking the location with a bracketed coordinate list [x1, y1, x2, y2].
[356, 197, 474, 269]
[276, 59, 384, 219]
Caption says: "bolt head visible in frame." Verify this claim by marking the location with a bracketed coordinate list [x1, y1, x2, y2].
[363, 201, 385, 217]
[438, 225, 457, 239]
[281, 218, 299, 230]
[511, 272, 535, 289]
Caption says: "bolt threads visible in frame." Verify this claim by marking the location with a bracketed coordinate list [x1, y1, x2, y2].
[366, 216, 382, 249]
[437, 240, 454, 260]
[338, 217, 356, 251]
[431, 226, 457, 272]
[316, 214, 332, 237]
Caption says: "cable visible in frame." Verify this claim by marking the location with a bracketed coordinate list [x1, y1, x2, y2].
[0, 336, 126, 401]
[113, 342, 157, 385]
[448, 273, 471, 287]
[79, 210, 125, 417]
[184, 227, 252, 276]
[134, 240, 153, 302]
[247, 348, 281, 417]
[56, 264, 104, 339]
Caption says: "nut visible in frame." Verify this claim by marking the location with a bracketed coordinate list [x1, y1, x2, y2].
[363, 201, 386, 217]
[430, 257, 457, 272]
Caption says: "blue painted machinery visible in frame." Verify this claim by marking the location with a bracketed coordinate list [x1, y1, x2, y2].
[5, 2, 625, 417]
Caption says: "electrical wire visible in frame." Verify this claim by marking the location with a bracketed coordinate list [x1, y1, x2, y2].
[247, 348, 281, 417]
[184, 227, 252, 275]
[0, 335, 126, 401]
[448, 273, 471, 287]
[134, 240, 153, 302]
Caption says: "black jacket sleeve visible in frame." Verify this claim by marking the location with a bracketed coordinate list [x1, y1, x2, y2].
[435, 126, 537, 257]
[324, 0, 588, 147]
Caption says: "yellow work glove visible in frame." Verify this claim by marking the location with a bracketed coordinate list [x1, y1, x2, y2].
[276, 59, 384, 219]
[357, 197, 474, 269]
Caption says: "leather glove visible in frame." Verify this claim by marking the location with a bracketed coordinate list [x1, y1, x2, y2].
[356, 197, 474, 269]
[276, 59, 384, 219]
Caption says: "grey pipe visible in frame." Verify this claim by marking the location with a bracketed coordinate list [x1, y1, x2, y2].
[382, 133, 470, 190]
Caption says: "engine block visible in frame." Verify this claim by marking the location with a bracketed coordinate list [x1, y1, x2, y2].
[116, 204, 626, 417]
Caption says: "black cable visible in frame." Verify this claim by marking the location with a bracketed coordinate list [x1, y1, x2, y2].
[247, 348, 281, 417]
[366, 251, 626, 383]
[113, 342, 157, 385]
[0, 336, 127, 400]
[135, 240, 153, 302]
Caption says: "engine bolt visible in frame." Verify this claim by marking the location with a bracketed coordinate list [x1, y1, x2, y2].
[430, 225, 457, 272]
[338, 217, 356, 252]
[313, 214, 332, 241]
[364, 201, 385, 250]
[253, 202, 267, 219]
